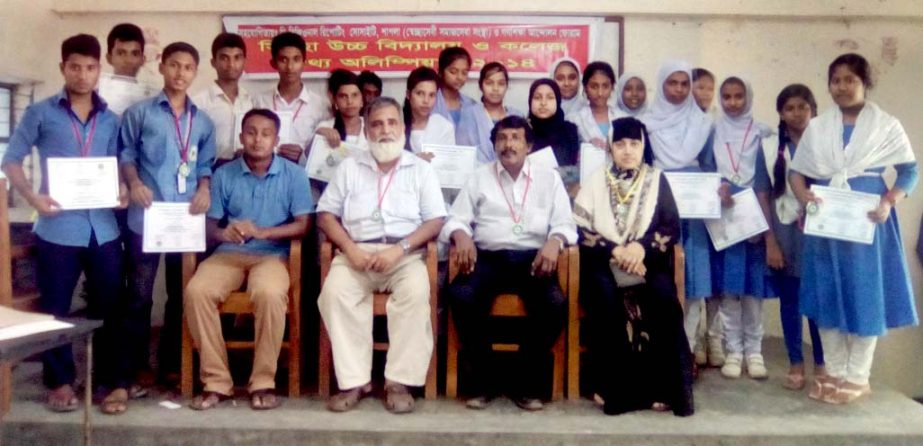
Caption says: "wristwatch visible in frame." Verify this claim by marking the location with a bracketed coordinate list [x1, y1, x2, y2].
[399, 238, 412, 253]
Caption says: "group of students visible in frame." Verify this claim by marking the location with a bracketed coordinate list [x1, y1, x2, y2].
[3, 21, 917, 418]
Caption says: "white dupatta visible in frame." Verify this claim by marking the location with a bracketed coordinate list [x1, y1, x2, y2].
[790, 101, 914, 189]
[762, 133, 801, 224]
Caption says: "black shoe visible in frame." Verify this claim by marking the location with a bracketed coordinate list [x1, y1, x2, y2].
[512, 397, 543, 411]
[465, 395, 493, 410]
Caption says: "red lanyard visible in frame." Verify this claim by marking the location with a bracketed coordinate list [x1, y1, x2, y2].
[169, 109, 194, 163]
[67, 112, 98, 157]
[377, 167, 398, 210]
[273, 96, 305, 121]
[723, 118, 754, 177]
[494, 164, 532, 224]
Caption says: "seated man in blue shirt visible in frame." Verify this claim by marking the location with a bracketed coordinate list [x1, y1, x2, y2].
[184, 109, 313, 411]
[1, 34, 129, 414]
[119, 41, 216, 388]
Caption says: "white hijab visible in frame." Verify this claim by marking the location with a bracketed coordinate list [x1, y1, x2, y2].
[643, 60, 714, 170]
[550, 57, 587, 116]
[615, 72, 648, 117]
[713, 76, 771, 187]
[790, 101, 915, 189]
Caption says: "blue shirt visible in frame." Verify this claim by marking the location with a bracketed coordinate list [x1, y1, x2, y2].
[119, 91, 216, 234]
[208, 155, 314, 256]
[1, 90, 120, 247]
[456, 103, 524, 164]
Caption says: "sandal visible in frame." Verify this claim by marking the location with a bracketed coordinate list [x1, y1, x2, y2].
[100, 388, 129, 415]
[808, 377, 837, 402]
[46, 385, 79, 413]
[826, 381, 871, 405]
[129, 384, 149, 399]
[250, 389, 282, 411]
[651, 402, 670, 412]
[383, 382, 415, 414]
[326, 383, 373, 412]
[783, 373, 806, 391]
[189, 391, 232, 411]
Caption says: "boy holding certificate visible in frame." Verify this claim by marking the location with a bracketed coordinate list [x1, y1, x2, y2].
[119, 42, 216, 394]
[1, 34, 130, 414]
[185, 108, 313, 410]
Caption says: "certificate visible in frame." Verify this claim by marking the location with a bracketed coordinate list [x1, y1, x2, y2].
[304, 137, 364, 182]
[421, 144, 477, 189]
[143, 202, 206, 253]
[528, 146, 559, 169]
[664, 172, 722, 219]
[47, 156, 120, 210]
[579, 143, 609, 186]
[803, 185, 879, 245]
[97, 73, 152, 116]
[704, 188, 769, 251]
[275, 111, 294, 145]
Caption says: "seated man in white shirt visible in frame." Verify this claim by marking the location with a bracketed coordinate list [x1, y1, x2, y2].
[316, 97, 446, 414]
[441, 115, 577, 411]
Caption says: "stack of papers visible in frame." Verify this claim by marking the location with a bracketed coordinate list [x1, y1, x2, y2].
[0, 307, 73, 342]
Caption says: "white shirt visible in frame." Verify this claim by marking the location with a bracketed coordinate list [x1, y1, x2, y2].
[410, 113, 456, 153]
[253, 84, 332, 163]
[317, 151, 447, 242]
[440, 160, 577, 251]
[568, 104, 624, 145]
[314, 117, 368, 150]
[192, 83, 253, 161]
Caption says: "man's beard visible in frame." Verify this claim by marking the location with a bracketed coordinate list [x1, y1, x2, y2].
[369, 135, 406, 163]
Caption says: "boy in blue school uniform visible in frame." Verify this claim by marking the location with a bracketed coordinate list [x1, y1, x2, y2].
[1, 34, 130, 414]
[119, 41, 216, 393]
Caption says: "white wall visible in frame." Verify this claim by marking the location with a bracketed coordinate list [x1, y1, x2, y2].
[3, 0, 923, 396]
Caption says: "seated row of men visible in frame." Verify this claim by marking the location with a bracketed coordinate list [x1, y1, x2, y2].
[1, 34, 577, 415]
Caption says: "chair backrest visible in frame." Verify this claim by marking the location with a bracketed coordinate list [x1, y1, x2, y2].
[0, 179, 11, 307]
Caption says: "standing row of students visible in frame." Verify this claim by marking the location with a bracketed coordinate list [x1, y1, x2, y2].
[4, 23, 917, 415]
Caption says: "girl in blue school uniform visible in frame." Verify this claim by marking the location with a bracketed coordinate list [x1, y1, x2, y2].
[710, 75, 775, 380]
[790, 53, 918, 404]
[456, 61, 524, 163]
[432, 46, 478, 126]
[753, 84, 826, 390]
[641, 60, 715, 371]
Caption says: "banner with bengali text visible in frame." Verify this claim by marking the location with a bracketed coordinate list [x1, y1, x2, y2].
[222, 16, 600, 79]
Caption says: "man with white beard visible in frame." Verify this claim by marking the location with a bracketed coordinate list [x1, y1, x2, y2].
[316, 97, 446, 414]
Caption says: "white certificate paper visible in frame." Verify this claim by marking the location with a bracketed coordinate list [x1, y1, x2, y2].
[579, 143, 609, 186]
[47, 157, 120, 210]
[528, 146, 559, 169]
[304, 137, 364, 182]
[803, 185, 879, 245]
[275, 111, 294, 145]
[143, 202, 206, 253]
[704, 188, 769, 251]
[97, 73, 152, 116]
[664, 172, 722, 219]
[421, 144, 477, 189]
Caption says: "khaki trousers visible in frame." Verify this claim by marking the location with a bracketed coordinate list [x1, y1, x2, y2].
[318, 244, 433, 390]
[184, 252, 289, 394]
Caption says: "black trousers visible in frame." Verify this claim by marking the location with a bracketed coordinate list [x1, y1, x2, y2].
[36, 235, 127, 389]
[447, 249, 565, 399]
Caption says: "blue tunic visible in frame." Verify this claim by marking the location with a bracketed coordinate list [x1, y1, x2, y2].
[798, 125, 919, 336]
[711, 180, 776, 298]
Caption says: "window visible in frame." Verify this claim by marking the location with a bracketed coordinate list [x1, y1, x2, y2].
[0, 84, 11, 178]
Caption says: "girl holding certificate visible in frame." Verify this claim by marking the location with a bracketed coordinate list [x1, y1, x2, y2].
[642, 60, 715, 374]
[569, 61, 622, 149]
[789, 53, 918, 404]
[456, 62, 523, 163]
[402, 66, 456, 155]
[314, 69, 367, 150]
[711, 76, 775, 380]
[754, 84, 826, 391]
[527, 78, 580, 188]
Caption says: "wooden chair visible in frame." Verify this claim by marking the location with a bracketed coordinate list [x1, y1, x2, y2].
[1, 179, 12, 417]
[180, 239, 302, 398]
[445, 245, 577, 401]
[317, 240, 438, 399]
[566, 244, 685, 401]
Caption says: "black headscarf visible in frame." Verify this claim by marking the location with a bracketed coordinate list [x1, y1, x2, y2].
[611, 116, 655, 166]
[528, 78, 580, 166]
